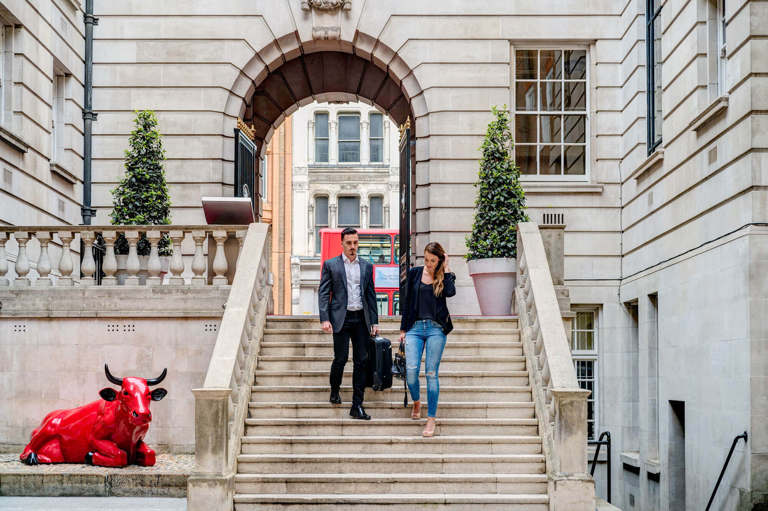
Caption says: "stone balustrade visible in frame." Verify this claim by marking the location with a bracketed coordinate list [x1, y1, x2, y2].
[515, 222, 595, 510]
[0, 225, 248, 287]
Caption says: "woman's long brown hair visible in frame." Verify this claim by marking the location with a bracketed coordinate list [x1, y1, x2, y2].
[425, 242, 446, 297]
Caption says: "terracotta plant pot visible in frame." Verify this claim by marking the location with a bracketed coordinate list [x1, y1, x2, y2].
[467, 258, 517, 316]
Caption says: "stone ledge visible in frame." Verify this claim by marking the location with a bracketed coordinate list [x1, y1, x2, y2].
[0, 126, 30, 154]
[688, 95, 729, 132]
[0, 453, 192, 497]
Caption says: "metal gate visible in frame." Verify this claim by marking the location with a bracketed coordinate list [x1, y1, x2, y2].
[398, 123, 412, 301]
[234, 126, 260, 219]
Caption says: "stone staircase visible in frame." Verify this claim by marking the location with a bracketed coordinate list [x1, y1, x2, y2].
[232, 316, 549, 510]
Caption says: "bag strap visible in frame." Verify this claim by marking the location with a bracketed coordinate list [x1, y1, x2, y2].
[403, 378, 408, 408]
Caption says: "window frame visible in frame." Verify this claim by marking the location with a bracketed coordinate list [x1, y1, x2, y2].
[369, 112, 384, 163]
[571, 307, 599, 442]
[314, 194, 329, 255]
[314, 111, 330, 163]
[512, 46, 590, 181]
[717, 0, 727, 97]
[337, 195, 361, 227]
[337, 113, 361, 163]
[646, 0, 663, 154]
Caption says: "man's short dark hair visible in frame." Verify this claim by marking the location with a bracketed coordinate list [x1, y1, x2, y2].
[340, 227, 358, 241]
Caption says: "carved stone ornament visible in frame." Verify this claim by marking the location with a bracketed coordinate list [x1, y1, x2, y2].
[301, 0, 352, 40]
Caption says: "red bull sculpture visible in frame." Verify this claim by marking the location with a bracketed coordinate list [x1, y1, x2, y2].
[20, 364, 168, 467]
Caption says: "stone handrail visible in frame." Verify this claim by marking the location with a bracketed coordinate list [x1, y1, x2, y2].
[515, 222, 594, 509]
[188, 223, 271, 511]
[0, 225, 248, 287]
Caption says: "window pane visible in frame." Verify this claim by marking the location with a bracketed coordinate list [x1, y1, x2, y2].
[339, 141, 360, 162]
[370, 139, 383, 163]
[653, 13, 663, 145]
[359, 234, 391, 264]
[564, 115, 586, 143]
[515, 145, 537, 174]
[539, 145, 562, 175]
[370, 113, 383, 137]
[369, 196, 383, 226]
[565, 81, 587, 111]
[339, 115, 360, 140]
[564, 50, 586, 80]
[338, 196, 360, 226]
[540, 50, 562, 79]
[394, 236, 399, 261]
[577, 311, 594, 330]
[515, 114, 537, 143]
[564, 145, 586, 175]
[393, 292, 400, 315]
[315, 227, 322, 254]
[516, 81, 537, 111]
[315, 196, 329, 225]
[376, 293, 389, 316]
[540, 115, 561, 143]
[315, 139, 329, 163]
[516, 50, 537, 79]
[315, 113, 329, 137]
[540, 81, 562, 111]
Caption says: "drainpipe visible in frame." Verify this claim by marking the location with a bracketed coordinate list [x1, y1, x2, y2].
[81, 0, 98, 225]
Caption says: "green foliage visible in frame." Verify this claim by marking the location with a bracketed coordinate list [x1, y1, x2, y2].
[465, 106, 529, 260]
[110, 111, 172, 255]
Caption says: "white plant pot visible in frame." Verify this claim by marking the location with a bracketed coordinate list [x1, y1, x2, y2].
[467, 258, 517, 316]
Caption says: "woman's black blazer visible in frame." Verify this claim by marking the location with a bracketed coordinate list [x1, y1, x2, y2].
[399, 266, 456, 335]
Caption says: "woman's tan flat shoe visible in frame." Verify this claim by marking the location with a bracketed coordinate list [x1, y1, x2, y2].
[410, 400, 421, 420]
[422, 417, 436, 437]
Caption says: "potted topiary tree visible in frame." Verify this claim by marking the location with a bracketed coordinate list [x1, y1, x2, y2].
[465, 106, 529, 315]
[111, 110, 172, 284]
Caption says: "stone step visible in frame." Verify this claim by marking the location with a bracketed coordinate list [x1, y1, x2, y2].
[259, 341, 523, 357]
[239, 435, 543, 455]
[246, 401, 536, 419]
[253, 370, 529, 387]
[256, 355, 526, 371]
[249, 385, 533, 403]
[243, 418, 539, 437]
[266, 316, 519, 331]
[235, 453, 546, 475]
[233, 473, 549, 495]
[263, 330, 520, 344]
[233, 493, 546, 511]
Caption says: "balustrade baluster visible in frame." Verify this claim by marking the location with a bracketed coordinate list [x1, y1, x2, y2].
[169, 230, 185, 285]
[124, 231, 141, 286]
[57, 232, 74, 286]
[80, 232, 96, 286]
[34, 232, 53, 287]
[191, 230, 207, 286]
[102, 231, 118, 285]
[146, 230, 162, 286]
[212, 230, 228, 285]
[0, 232, 8, 286]
[13, 232, 30, 287]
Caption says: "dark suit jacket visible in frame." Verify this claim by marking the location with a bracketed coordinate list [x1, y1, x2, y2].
[318, 254, 378, 334]
[399, 266, 456, 335]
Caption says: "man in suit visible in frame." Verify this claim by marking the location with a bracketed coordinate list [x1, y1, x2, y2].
[318, 227, 379, 420]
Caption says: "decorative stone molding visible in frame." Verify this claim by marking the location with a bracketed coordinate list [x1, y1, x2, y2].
[301, 0, 352, 40]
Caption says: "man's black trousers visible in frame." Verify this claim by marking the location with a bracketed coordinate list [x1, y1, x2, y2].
[330, 309, 368, 407]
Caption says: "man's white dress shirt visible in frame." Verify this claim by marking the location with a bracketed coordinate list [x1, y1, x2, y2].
[342, 253, 363, 311]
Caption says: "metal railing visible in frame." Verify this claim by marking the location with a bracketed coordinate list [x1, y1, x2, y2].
[0, 225, 248, 287]
[705, 431, 748, 511]
[589, 431, 612, 503]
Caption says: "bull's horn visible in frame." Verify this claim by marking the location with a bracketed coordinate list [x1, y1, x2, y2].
[104, 364, 123, 386]
[146, 368, 167, 386]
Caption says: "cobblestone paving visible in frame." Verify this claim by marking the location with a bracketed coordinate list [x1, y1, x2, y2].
[0, 453, 194, 474]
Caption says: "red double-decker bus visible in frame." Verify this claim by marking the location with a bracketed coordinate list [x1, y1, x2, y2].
[319, 228, 400, 316]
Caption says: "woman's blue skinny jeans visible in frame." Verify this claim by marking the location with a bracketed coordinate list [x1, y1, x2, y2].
[405, 319, 447, 418]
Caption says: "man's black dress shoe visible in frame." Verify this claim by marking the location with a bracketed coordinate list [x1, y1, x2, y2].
[329, 389, 341, 405]
[349, 405, 371, 420]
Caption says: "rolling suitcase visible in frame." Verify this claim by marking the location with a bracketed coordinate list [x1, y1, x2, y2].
[366, 336, 393, 391]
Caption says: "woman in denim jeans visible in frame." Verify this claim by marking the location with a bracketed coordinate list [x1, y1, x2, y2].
[399, 242, 455, 437]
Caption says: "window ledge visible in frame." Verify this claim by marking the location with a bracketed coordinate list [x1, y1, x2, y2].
[646, 458, 661, 474]
[0, 125, 30, 154]
[688, 95, 729, 132]
[620, 451, 640, 468]
[50, 162, 77, 184]
[627, 148, 664, 182]
[522, 182, 604, 194]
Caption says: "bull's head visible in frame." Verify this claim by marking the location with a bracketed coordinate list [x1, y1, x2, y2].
[100, 364, 168, 426]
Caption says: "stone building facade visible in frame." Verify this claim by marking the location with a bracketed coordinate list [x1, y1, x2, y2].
[0, 0, 766, 509]
[290, 101, 399, 315]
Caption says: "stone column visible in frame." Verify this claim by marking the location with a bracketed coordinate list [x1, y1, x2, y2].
[13, 232, 30, 287]
[146, 230, 162, 286]
[124, 231, 141, 286]
[329, 202, 337, 229]
[329, 118, 338, 164]
[361, 120, 370, 164]
[79, 231, 96, 286]
[361, 202, 369, 229]
[34, 232, 53, 287]
[102, 231, 118, 285]
[57, 231, 74, 286]
[212, 230, 229, 285]
[191, 231, 207, 286]
[0, 232, 9, 286]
